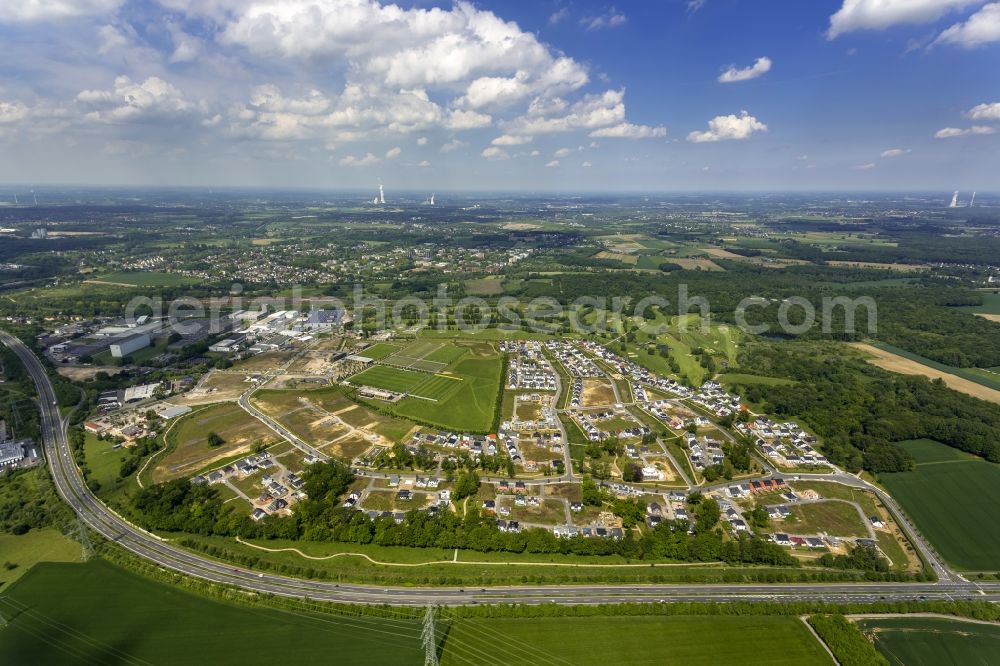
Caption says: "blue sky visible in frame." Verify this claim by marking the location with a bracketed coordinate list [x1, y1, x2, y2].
[0, 0, 997, 191]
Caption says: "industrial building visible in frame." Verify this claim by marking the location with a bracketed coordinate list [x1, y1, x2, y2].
[110, 333, 151, 358]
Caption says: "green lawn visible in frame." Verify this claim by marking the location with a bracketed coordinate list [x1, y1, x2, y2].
[857, 616, 1000, 666]
[359, 342, 402, 360]
[83, 432, 127, 491]
[393, 347, 504, 433]
[0, 560, 422, 665]
[441, 616, 833, 666]
[0, 529, 81, 588]
[351, 365, 428, 393]
[880, 439, 1000, 570]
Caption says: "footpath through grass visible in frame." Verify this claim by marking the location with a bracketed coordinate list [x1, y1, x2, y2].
[879, 439, 1000, 571]
[0, 559, 422, 665]
[440, 615, 833, 666]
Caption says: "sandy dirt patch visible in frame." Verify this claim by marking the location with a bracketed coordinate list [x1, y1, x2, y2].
[851, 343, 1000, 405]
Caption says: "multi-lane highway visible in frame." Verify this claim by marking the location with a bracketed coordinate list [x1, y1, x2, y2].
[3, 329, 998, 607]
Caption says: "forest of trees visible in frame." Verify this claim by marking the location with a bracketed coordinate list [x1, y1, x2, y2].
[729, 342, 1000, 471]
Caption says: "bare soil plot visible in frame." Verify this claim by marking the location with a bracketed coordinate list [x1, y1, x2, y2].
[851, 343, 1000, 405]
[594, 250, 639, 265]
[175, 372, 258, 405]
[320, 433, 373, 461]
[233, 351, 296, 371]
[152, 403, 278, 483]
[56, 366, 124, 381]
[581, 379, 617, 406]
[975, 313, 1000, 323]
[669, 257, 724, 271]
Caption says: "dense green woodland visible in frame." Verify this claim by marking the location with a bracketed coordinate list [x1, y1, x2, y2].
[729, 342, 1000, 471]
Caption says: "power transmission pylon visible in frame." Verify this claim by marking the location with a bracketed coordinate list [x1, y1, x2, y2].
[421, 605, 439, 666]
[71, 515, 95, 561]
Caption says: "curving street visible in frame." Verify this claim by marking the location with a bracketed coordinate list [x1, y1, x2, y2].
[3, 329, 998, 607]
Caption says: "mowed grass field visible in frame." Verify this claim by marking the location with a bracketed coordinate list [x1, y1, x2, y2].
[349, 339, 504, 432]
[440, 616, 833, 666]
[152, 403, 279, 483]
[393, 350, 503, 432]
[880, 439, 1000, 570]
[857, 616, 1000, 666]
[0, 529, 81, 588]
[351, 364, 428, 393]
[0, 560, 422, 665]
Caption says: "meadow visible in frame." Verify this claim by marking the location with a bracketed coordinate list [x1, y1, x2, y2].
[880, 439, 1000, 570]
[152, 402, 279, 483]
[0, 560, 422, 665]
[0, 528, 81, 587]
[857, 616, 1000, 666]
[393, 352, 503, 432]
[440, 616, 832, 666]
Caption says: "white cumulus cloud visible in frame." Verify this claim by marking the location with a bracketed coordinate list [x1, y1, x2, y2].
[481, 146, 510, 160]
[491, 134, 532, 146]
[718, 57, 772, 83]
[934, 3, 1000, 47]
[827, 0, 985, 39]
[2, 0, 124, 23]
[589, 122, 666, 139]
[686, 111, 767, 143]
[545, 159, 560, 167]
[968, 101, 1000, 120]
[77, 76, 193, 123]
[880, 148, 910, 157]
[934, 125, 997, 138]
[385, 146, 401, 159]
[339, 152, 380, 166]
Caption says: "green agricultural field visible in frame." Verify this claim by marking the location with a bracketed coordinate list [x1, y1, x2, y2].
[880, 439, 1000, 570]
[959, 291, 1000, 315]
[0, 560, 422, 665]
[351, 365, 428, 393]
[440, 616, 833, 666]
[0, 529, 81, 587]
[857, 616, 1000, 666]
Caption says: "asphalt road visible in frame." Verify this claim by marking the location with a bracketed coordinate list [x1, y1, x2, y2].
[3, 330, 998, 607]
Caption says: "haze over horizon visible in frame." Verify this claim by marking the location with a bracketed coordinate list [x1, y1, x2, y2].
[1, 0, 998, 191]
